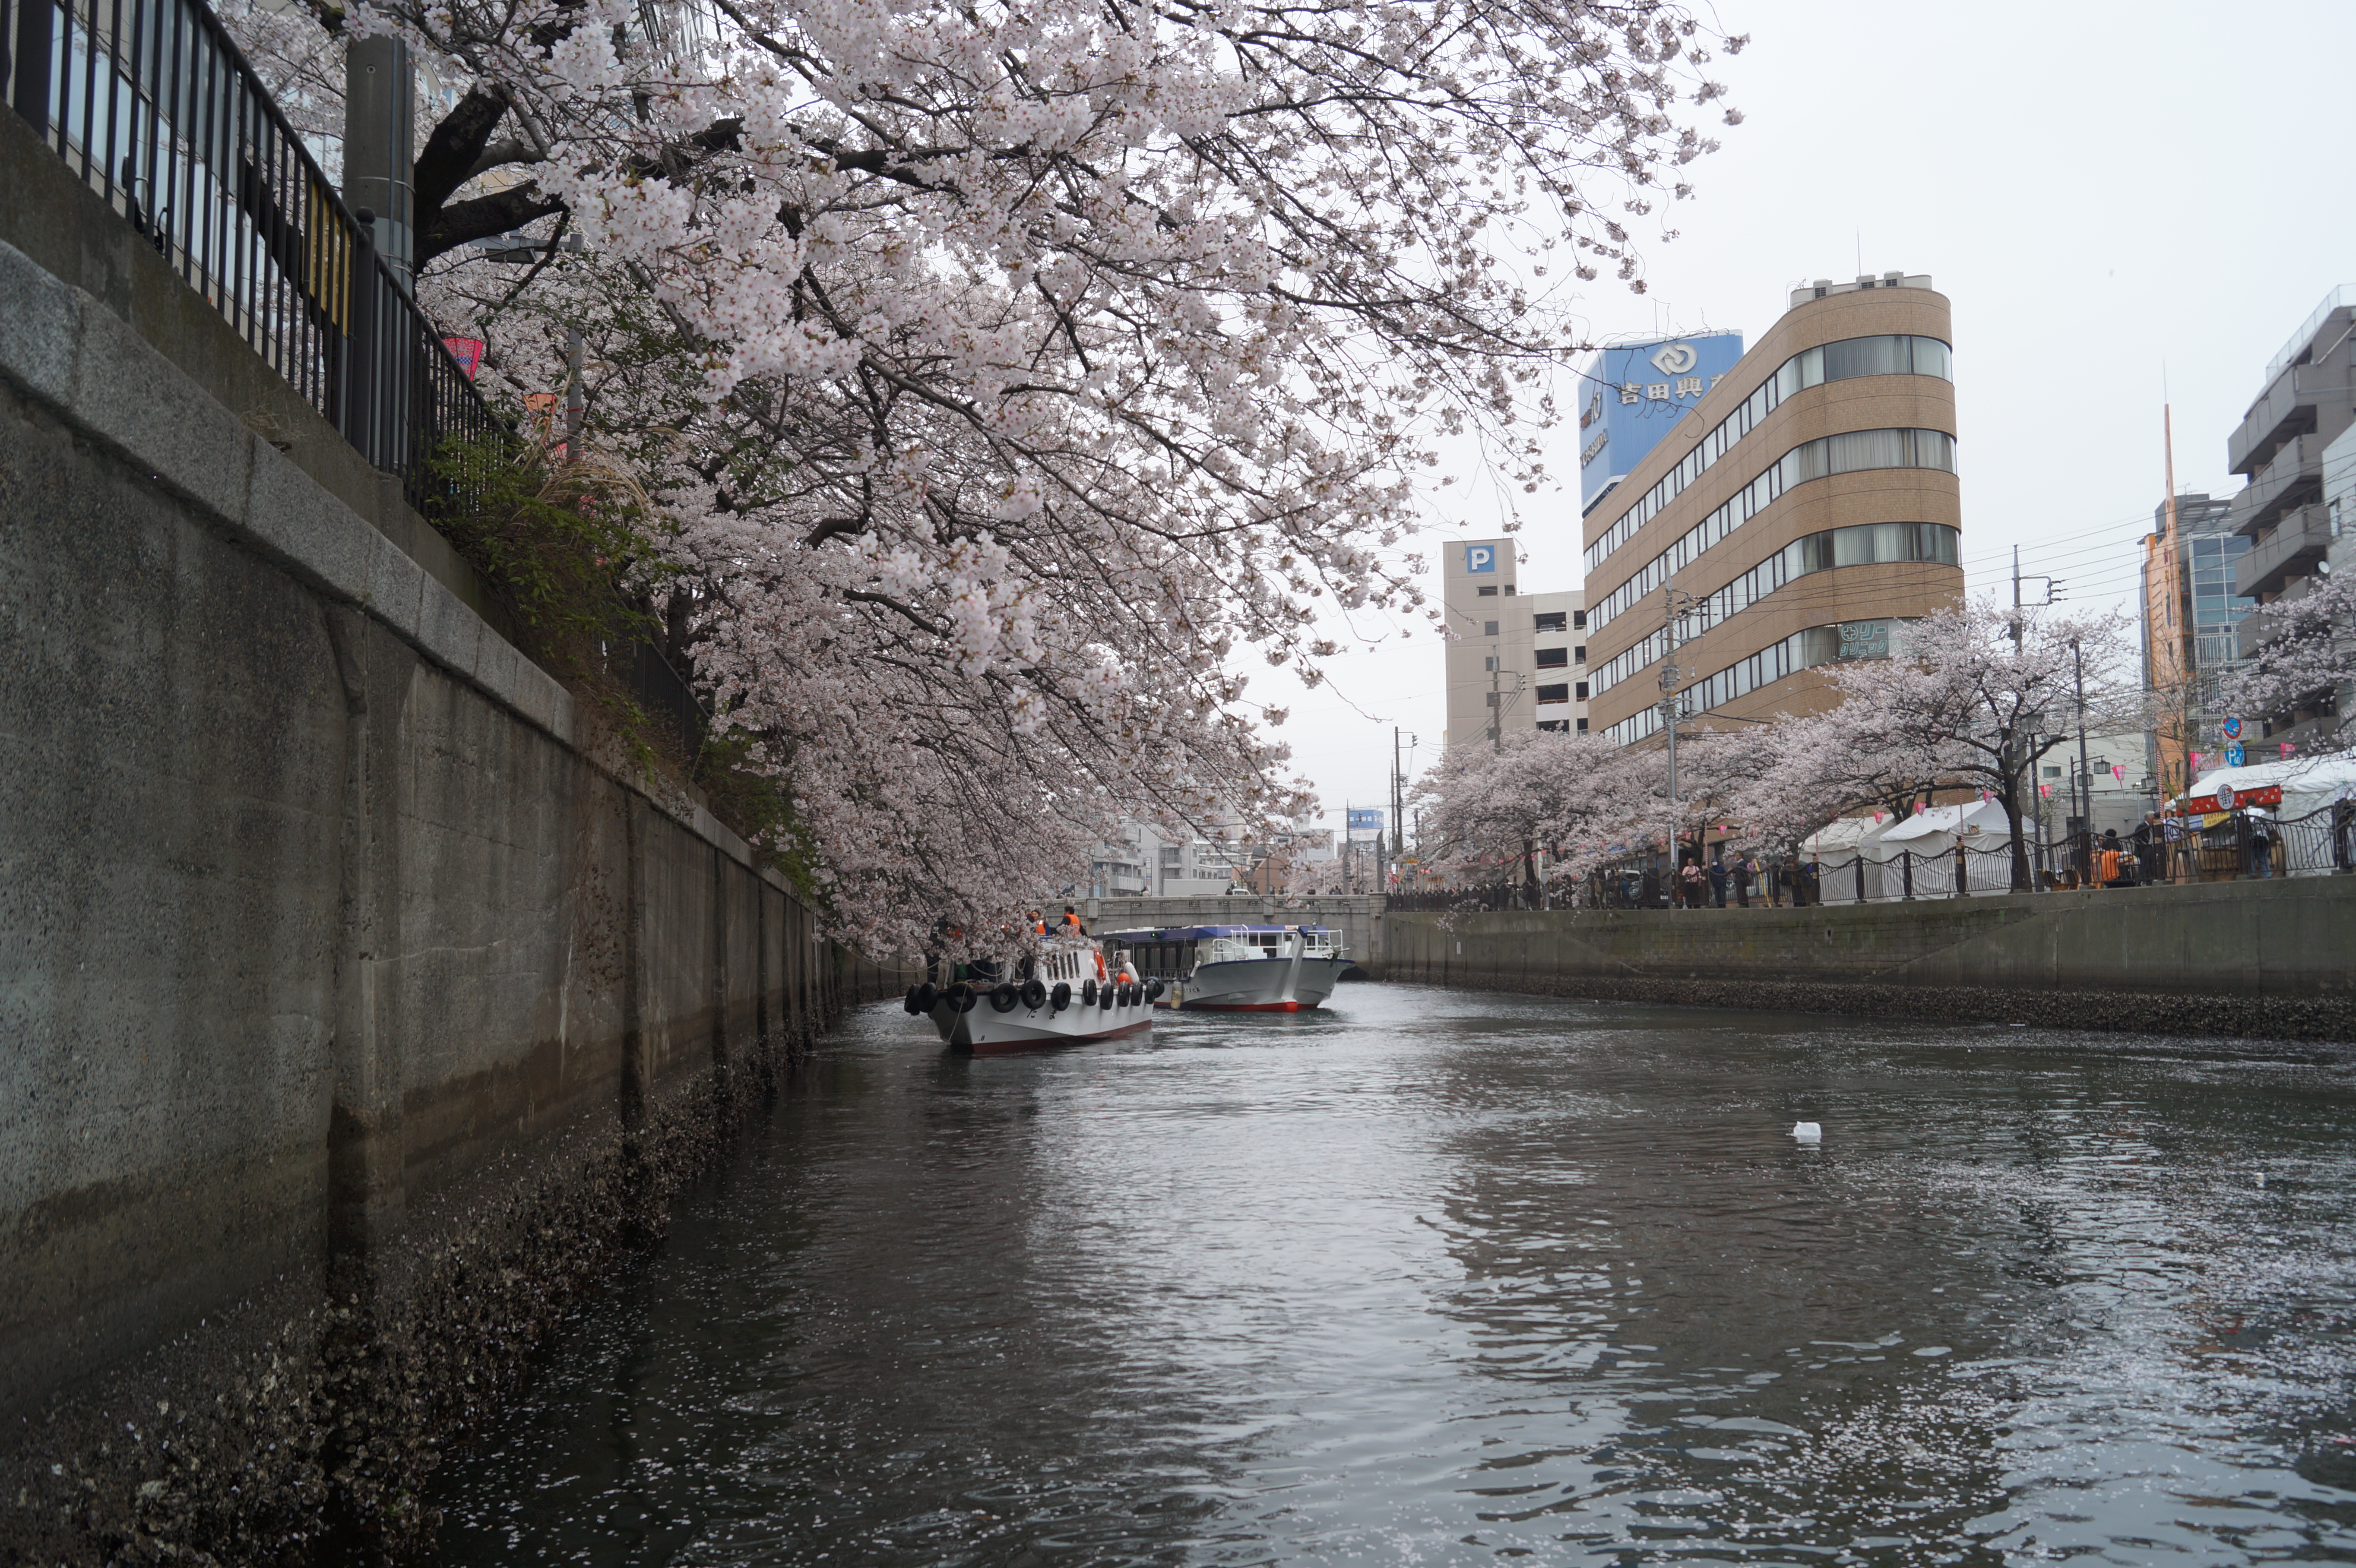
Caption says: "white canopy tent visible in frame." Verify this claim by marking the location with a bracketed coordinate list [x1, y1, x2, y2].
[1870, 800, 2021, 897]
[2177, 752, 2356, 877]
[1802, 813, 1900, 904]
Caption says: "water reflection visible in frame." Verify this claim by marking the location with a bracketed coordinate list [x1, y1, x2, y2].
[434, 986, 2356, 1564]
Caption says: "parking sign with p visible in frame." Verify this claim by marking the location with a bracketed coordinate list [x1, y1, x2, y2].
[1465, 544, 1496, 574]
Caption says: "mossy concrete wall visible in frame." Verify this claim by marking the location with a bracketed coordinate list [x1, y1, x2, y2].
[1387, 878, 2356, 1039]
[0, 123, 909, 1562]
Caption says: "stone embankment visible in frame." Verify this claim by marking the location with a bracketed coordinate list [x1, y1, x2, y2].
[0, 110, 912, 1563]
[1387, 877, 2356, 1042]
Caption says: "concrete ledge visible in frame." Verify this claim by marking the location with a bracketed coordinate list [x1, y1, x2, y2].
[1388, 876, 2356, 1040]
[1394, 971, 2356, 1045]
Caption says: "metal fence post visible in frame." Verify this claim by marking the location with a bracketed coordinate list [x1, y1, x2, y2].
[343, 210, 378, 464]
[1902, 850, 1913, 900]
[10, 0, 54, 129]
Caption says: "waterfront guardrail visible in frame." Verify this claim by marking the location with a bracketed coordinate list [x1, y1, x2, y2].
[0, 0, 722, 757]
[1403, 800, 2356, 910]
[2, 0, 498, 513]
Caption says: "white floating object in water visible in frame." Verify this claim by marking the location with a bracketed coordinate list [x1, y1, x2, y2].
[1792, 1122, 1822, 1142]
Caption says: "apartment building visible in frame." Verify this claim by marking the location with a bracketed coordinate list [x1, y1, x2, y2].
[1580, 274, 1963, 744]
[1439, 540, 1589, 749]
[2224, 286, 2354, 751]
[2141, 492, 2253, 794]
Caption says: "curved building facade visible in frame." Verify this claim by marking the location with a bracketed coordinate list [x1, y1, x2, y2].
[1581, 275, 1963, 744]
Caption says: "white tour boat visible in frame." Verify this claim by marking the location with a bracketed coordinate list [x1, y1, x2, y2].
[903, 937, 1160, 1053]
[1104, 925, 1348, 1012]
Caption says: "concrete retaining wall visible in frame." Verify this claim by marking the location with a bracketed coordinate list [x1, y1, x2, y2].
[0, 123, 908, 1561]
[1387, 877, 2356, 1039]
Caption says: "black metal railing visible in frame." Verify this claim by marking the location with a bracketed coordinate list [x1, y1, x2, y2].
[2, 0, 498, 513]
[618, 637, 707, 758]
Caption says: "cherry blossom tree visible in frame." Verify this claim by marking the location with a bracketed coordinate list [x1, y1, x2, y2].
[217, 0, 1745, 954]
[1413, 728, 1657, 900]
[1795, 603, 2140, 891]
[2213, 572, 2356, 752]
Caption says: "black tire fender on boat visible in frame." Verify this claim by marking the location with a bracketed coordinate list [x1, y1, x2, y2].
[1145, 978, 1165, 1002]
[949, 983, 978, 1013]
[1050, 981, 1071, 1013]
[905, 983, 938, 1014]
[1100, 982, 1116, 1010]
[1020, 978, 1047, 1010]
[903, 984, 923, 1014]
[989, 982, 1020, 1012]
[1081, 978, 1097, 1006]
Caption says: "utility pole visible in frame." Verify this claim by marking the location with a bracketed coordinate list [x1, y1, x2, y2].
[2071, 637, 2093, 876]
[342, 36, 416, 284]
[2011, 544, 2024, 650]
[1489, 656, 1503, 753]
[1657, 583, 1694, 911]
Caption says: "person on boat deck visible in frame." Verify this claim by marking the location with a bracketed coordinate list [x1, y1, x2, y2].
[1027, 909, 1047, 936]
[1061, 905, 1089, 936]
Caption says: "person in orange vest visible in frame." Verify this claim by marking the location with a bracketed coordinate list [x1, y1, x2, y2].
[1061, 905, 1088, 936]
[1027, 909, 1047, 935]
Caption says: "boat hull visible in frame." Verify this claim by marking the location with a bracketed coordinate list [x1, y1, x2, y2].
[1165, 956, 1348, 1012]
[931, 993, 1155, 1053]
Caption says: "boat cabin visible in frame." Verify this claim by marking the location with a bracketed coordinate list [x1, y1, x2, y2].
[1105, 925, 1340, 980]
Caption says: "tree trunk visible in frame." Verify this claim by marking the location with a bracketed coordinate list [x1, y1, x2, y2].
[2000, 775, 2031, 892]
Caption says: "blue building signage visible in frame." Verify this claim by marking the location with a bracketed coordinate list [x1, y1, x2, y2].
[1464, 544, 1498, 574]
[1346, 808, 1384, 841]
[1579, 331, 1746, 510]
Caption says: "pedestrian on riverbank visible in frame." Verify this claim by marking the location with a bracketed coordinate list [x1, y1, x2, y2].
[2133, 815, 2162, 885]
[2248, 817, 2275, 879]
[1707, 857, 1728, 908]
[2097, 830, 2128, 888]
[1735, 854, 1754, 908]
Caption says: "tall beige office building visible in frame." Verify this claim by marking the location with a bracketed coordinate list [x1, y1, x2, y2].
[1581, 275, 1963, 744]
[1441, 539, 1588, 749]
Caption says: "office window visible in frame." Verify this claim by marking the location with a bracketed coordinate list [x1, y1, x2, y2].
[1575, 682, 1589, 701]
[1483, 620, 1499, 636]
[1536, 683, 1571, 703]
[1574, 645, 1586, 662]
[1576, 717, 1588, 732]
[1536, 647, 1569, 669]
[1477, 585, 1498, 596]
[1573, 610, 1587, 628]
[1533, 611, 1568, 632]
[1503, 584, 1516, 594]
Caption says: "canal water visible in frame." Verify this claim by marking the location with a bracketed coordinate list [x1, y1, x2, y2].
[433, 985, 2356, 1565]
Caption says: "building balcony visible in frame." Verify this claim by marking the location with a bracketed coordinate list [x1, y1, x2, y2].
[2228, 433, 2326, 539]
[2227, 362, 2336, 476]
[2233, 572, 2326, 660]
[2235, 503, 2335, 600]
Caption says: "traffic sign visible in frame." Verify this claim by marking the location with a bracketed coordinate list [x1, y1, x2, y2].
[2225, 745, 2245, 767]
[2221, 717, 2242, 741]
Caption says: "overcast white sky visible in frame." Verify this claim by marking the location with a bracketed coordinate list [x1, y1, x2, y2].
[1281, 0, 2356, 840]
